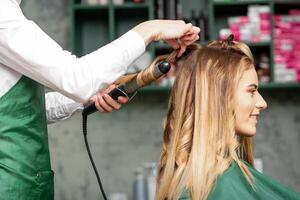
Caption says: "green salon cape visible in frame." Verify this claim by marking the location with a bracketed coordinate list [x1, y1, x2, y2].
[0, 76, 54, 200]
[180, 161, 300, 200]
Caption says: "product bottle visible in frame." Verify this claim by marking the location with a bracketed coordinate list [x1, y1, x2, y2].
[144, 163, 158, 200]
[199, 10, 206, 41]
[133, 168, 147, 200]
[257, 53, 270, 83]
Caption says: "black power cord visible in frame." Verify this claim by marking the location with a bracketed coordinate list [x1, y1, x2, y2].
[82, 113, 108, 200]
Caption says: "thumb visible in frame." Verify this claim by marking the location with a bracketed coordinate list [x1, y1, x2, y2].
[104, 84, 116, 93]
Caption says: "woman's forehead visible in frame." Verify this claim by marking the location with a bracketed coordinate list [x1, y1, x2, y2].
[239, 68, 258, 87]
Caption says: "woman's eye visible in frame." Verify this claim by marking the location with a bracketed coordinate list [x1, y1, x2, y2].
[250, 90, 256, 96]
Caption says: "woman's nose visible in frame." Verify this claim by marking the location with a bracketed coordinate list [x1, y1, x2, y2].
[256, 92, 267, 110]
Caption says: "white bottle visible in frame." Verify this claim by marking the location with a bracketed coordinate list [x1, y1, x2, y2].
[144, 163, 157, 200]
[133, 167, 147, 200]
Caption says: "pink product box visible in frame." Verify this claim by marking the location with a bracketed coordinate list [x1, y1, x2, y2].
[276, 26, 300, 34]
[259, 13, 270, 20]
[230, 32, 241, 41]
[279, 40, 300, 45]
[274, 21, 292, 29]
[250, 35, 261, 43]
[293, 51, 300, 57]
[275, 32, 300, 39]
[228, 16, 249, 25]
[293, 45, 300, 50]
[261, 30, 271, 35]
[260, 20, 270, 31]
[274, 31, 300, 40]
[274, 55, 300, 70]
[274, 15, 281, 21]
[275, 50, 300, 61]
[274, 39, 293, 45]
[274, 51, 290, 58]
[229, 23, 240, 32]
[239, 16, 249, 24]
[287, 61, 300, 69]
[274, 44, 293, 52]
[274, 53, 295, 62]
[289, 9, 300, 15]
[274, 54, 292, 62]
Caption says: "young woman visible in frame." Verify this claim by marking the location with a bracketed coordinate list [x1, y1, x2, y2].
[154, 36, 300, 200]
[0, 0, 200, 199]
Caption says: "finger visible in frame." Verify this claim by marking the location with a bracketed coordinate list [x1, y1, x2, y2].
[183, 23, 193, 34]
[182, 34, 199, 45]
[182, 27, 200, 39]
[98, 95, 114, 112]
[165, 39, 180, 49]
[192, 26, 201, 34]
[177, 44, 187, 57]
[94, 96, 106, 113]
[184, 27, 198, 36]
[181, 33, 197, 41]
[103, 94, 121, 110]
[118, 96, 129, 104]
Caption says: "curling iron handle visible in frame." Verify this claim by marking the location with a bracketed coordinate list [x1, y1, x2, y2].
[82, 87, 127, 116]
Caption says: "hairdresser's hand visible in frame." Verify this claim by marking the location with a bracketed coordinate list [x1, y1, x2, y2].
[90, 84, 128, 113]
[132, 20, 200, 57]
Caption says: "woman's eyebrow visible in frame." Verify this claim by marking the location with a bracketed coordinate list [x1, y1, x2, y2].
[247, 84, 258, 89]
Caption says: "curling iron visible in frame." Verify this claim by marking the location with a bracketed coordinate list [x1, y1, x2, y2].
[83, 60, 171, 116]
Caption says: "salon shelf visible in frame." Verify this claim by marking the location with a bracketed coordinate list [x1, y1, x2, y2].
[245, 42, 271, 48]
[213, 0, 270, 6]
[113, 2, 151, 9]
[274, 0, 300, 4]
[73, 4, 109, 10]
[70, 0, 155, 56]
[209, 0, 300, 89]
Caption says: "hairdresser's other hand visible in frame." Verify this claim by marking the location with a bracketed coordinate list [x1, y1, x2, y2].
[90, 84, 128, 113]
[132, 20, 200, 57]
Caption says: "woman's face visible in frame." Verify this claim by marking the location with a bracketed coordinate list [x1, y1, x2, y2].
[234, 67, 267, 137]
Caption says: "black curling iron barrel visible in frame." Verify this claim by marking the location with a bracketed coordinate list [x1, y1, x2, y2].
[82, 60, 171, 116]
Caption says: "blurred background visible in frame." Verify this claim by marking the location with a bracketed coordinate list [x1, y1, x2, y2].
[20, 0, 300, 199]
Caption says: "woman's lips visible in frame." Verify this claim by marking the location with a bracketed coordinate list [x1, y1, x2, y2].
[249, 114, 259, 123]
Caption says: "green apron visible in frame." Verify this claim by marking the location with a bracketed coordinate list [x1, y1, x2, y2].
[0, 76, 54, 200]
[180, 161, 300, 200]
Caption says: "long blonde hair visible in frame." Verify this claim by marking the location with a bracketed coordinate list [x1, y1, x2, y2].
[155, 38, 256, 200]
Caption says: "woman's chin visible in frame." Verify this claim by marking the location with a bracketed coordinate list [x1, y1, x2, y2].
[236, 126, 256, 137]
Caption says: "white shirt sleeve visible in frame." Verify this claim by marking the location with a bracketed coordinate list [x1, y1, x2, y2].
[45, 92, 83, 124]
[0, 0, 145, 103]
